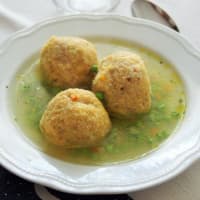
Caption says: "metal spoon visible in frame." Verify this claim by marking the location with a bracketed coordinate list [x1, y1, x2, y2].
[132, 0, 179, 32]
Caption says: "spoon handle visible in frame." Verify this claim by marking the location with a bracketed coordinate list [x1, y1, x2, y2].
[132, 0, 179, 32]
[149, 1, 179, 31]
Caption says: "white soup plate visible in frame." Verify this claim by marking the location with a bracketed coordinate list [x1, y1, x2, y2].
[0, 15, 200, 194]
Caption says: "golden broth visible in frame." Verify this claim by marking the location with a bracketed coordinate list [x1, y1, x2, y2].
[10, 37, 186, 165]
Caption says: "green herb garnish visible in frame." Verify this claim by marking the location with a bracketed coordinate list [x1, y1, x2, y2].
[179, 98, 183, 103]
[171, 111, 180, 118]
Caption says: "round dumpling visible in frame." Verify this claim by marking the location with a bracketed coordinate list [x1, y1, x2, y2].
[40, 88, 111, 148]
[92, 51, 151, 117]
[40, 36, 98, 88]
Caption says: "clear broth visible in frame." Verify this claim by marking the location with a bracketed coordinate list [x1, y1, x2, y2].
[10, 37, 186, 165]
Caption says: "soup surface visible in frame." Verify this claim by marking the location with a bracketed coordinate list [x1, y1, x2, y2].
[10, 37, 186, 165]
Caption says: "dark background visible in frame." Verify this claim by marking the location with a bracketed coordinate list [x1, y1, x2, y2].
[0, 166, 133, 200]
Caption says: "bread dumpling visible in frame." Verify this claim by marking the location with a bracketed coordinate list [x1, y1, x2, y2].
[92, 51, 151, 117]
[40, 89, 111, 148]
[40, 36, 98, 88]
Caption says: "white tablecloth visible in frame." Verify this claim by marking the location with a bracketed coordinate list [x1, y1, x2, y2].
[0, 0, 199, 199]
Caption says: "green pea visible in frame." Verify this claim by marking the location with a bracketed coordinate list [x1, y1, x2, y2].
[105, 144, 114, 153]
[90, 64, 98, 73]
[157, 131, 168, 140]
[157, 103, 165, 110]
[95, 92, 104, 101]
